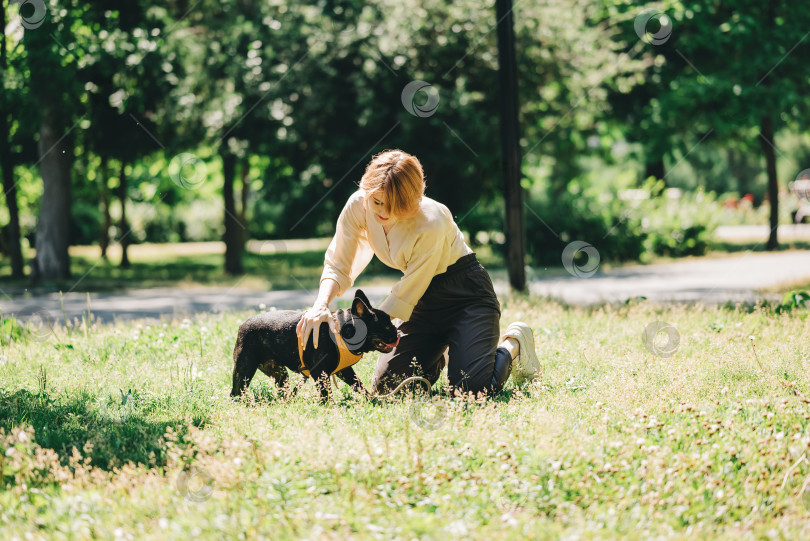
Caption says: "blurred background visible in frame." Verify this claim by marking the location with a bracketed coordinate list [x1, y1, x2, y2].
[2, 0, 809, 291]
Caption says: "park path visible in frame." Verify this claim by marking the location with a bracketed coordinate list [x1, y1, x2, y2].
[2, 250, 810, 325]
[527, 250, 810, 305]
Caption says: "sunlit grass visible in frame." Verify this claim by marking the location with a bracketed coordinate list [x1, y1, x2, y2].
[1, 294, 809, 539]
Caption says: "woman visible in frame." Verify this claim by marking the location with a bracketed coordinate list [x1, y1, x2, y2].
[296, 149, 541, 395]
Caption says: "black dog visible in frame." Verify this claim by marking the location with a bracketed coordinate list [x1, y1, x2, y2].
[231, 289, 399, 400]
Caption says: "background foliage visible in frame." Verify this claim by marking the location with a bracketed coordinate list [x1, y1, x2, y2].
[2, 0, 809, 278]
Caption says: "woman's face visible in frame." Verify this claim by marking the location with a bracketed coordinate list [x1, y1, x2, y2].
[370, 193, 396, 225]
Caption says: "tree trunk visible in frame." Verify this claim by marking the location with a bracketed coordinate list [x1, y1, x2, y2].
[32, 98, 72, 281]
[495, 0, 525, 291]
[1, 2, 24, 278]
[118, 160, 130, 268]
[1, 133, 24, 279]
[222, 151, 243, 275]
[240, 157, 250, 227]
[645, 158, 666, 183]
[759, 115, 779, 251]
[99, 155, 111, 259]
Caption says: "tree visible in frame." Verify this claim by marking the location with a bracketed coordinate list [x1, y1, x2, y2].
[1, 0, 38, 278]
[612, 0, 810, 250]
[495, 0, 526, 291]
[21, 2, 86, 280]
[81, 3, 179, 268]
[169, 0, 306, 274]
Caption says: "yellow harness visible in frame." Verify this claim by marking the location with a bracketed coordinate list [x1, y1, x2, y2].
[297, 324, 363, 378]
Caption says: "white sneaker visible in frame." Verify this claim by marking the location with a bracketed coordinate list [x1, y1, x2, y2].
[502, 322, 542, 384]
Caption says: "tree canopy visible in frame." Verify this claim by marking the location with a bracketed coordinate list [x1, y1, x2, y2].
[2, 0, 809, 281]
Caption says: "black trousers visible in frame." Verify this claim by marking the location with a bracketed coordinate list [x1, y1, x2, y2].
[372, 253, 512, 395]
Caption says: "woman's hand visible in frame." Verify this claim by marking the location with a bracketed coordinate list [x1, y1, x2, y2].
[296, 303, 338, 350]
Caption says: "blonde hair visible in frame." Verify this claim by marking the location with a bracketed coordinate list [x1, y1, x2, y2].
[359, 149, 425, 219]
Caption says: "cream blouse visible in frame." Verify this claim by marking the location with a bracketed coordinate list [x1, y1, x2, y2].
[320, 189, 473, 321]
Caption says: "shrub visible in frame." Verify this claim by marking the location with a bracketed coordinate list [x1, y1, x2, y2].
[525, 178, 719, 267]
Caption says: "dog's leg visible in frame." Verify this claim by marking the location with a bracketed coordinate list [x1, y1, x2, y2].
[259, 363, 294, 399]
[231, 340, 260, 397]
[258, 362, 288, 388]
[288, 374, 307, 399]
[335, 366, 365, 395]
[311, 370, 332, 402]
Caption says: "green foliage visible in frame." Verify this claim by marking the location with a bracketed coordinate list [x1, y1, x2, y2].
[636, 183, 720, 260]
[779, 290, 810, 312]
[4, 0, 810, 271]
[525, 176, 719, 266]
[525, 185, 644, 266]
[69, 199, 103, 245]
[0, 314, 24, 346]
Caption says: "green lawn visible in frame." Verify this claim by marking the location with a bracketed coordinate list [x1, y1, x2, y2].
[1, 294, 809, 539]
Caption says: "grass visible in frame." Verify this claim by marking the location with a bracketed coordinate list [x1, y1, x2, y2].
[2, 294, 810, 539]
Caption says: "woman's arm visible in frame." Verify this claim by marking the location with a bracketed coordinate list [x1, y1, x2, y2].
[298, 191, 373, 350]
[319, 191, 374, 296]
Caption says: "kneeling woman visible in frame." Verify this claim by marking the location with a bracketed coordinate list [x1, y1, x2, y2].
[297, 149, 541, 395]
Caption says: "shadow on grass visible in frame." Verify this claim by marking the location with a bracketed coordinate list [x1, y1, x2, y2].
[0, 389, 206, 470]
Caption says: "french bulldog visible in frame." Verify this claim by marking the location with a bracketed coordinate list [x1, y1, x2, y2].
[231, 289, 399, 400]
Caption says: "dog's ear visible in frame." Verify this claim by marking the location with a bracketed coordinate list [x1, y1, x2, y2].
[354, 289, 372, 309]
[351, 290, 373, 318]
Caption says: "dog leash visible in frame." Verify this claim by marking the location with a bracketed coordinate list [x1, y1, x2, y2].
[365, 376, 433, 399]
[315, 312, 429, 399]
[330, 374, 432, 399]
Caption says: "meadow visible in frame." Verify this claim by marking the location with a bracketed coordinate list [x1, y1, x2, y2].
[1, 293, 809, 540]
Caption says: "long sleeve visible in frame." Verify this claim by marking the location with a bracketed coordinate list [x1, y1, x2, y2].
[320, 192, 375, 297]
[378, 228, 446, 321]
